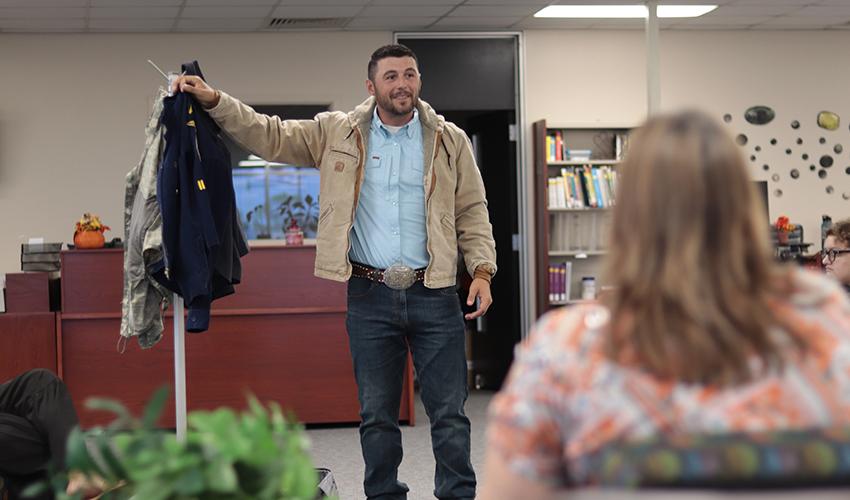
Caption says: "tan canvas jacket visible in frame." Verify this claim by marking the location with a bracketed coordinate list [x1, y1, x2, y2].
[208, 93, 496, 288]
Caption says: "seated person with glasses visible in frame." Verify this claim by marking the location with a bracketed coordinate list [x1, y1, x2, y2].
[479, 111, 850, 500]
[823, 218, 850, 294]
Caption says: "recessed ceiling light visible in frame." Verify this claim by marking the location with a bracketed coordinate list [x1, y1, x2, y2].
[534, 4, 717, 19]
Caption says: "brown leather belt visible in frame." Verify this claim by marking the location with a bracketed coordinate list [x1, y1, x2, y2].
[350, 262, 425, 289]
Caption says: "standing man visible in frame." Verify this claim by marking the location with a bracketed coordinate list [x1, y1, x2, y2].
[172, 44, 496, 500]
[823, 218, 850, 294]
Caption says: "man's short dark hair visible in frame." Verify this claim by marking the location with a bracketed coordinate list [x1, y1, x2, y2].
[368, 44, 418, 81]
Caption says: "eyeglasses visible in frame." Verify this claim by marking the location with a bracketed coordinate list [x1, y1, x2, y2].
[821, 248, 850, 264]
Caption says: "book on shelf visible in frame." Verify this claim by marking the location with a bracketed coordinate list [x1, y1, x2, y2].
[615, 133, 630, 160]
[546, 131, 568, 162]
[547, 166, 618, 209]
[566, 149, 592, 161]
[548, 261, 572, 303]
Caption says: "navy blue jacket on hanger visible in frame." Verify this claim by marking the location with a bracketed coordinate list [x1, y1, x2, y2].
[152, 60, 248, 332]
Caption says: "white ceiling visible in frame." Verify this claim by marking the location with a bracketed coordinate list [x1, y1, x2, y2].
[1, 0, 849, 33]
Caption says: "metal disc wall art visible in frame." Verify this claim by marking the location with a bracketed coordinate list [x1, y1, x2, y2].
[745, 106, 775, 125]
[817, 111, 840, 131]
[726, 106, 849, 201]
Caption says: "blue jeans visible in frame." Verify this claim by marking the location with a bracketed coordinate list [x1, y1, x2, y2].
[346, 277, 476, 500]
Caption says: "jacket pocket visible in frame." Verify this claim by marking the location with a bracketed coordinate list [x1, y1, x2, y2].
[318, 203, 335, 226]
[328, 146, 358, 161]
[440, 213, 455, 233]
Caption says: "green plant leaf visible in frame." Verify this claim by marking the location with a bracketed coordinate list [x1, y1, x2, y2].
[140, 386, 170, 429]
[205, 459, 238, 493]
[172, 466, 205, 496]
[65, 427, 99, 473]
[85, 398, 133, 424]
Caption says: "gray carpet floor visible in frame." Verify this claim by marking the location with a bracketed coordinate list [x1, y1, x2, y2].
[306, 390, 495, 500]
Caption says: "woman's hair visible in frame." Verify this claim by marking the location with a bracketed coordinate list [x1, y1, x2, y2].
[602, 110, 799, 385]
[826, 218, 850, 246]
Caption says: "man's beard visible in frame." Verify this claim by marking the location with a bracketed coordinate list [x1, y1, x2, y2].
[376, 89, 418, 117]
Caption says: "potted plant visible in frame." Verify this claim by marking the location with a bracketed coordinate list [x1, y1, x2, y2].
[245, 204, 272, 239]
[33, 387, 332, 499]
[73, 213, 110, 249]
[277, 195, 319, 238]
[774, 215, 796, 245]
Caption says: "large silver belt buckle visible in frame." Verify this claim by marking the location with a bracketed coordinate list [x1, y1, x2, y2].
[383, 264, 416, 290]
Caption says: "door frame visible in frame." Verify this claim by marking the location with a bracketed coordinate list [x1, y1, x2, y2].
[393, 31, 532, 338]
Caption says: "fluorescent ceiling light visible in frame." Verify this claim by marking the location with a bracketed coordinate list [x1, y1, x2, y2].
[534, 4, 717, 19]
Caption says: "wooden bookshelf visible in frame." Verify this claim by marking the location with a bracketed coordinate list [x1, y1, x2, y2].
[534, 120, 631, 317]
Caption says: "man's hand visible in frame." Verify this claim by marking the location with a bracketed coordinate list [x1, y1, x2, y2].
[465, 278, 492, 320]
[170, 75, 220, 109]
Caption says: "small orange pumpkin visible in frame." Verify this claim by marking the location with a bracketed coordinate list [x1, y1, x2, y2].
[74, 230, 105, 249]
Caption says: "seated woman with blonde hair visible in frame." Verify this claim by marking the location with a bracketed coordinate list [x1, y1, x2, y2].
[479, 110, 850, 499]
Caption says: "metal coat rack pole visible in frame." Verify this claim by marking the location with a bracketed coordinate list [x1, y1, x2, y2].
[148, 59, 188, 443]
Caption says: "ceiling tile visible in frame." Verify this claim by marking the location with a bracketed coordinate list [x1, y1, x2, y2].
[368, 0, 459, 4]
[0, 17, 84, 30]
[675, 16, 771, 25]
[89, 17, 175, 30]
[0, 7, 85, 18]
[515, 17, 596, 29]
[181, 6, 272, 18]
[435, 16, 524, 27]
[281, 0, 369, 4]
[0, 0, 85, 6]
[358, 5, 453, 17]
[89, 7, 180, 18]
[757, 16, 850, 26]
[187, 0, 277, 4]
[463, 0, 549, 4]
[450, 5, 540, 17]
[271, 5, 362, 18]
[589, 21, 645, 30]
[750, 24, 830, 30]
[667, 23, 752, 30]
[788, 6, 850, 17]
[731, 0, 820, 4]
[177, 18, 266, 31]
[91, 0, 181, 5]
[708, 5, 801, 16]
[345, 15, 437, 29]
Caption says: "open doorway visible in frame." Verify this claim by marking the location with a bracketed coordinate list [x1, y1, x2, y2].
[397, 34, 525, 389]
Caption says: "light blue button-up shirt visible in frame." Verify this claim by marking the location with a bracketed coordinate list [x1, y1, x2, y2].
[349, 108, 429, 270]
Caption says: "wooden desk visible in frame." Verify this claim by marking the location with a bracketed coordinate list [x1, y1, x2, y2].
[59, 246, 415, 428]
[0, 312, 57, 383]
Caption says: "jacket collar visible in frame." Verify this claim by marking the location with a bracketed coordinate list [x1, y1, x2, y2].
[349, 96, 444, 134]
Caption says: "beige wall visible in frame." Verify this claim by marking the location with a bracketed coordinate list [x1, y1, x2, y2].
[524, 29, 850, 269]
[1, 29, 848, 281]
[0, 31, 390, 275]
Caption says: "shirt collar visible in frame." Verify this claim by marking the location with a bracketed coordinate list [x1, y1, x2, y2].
[372, 107, 419, 139]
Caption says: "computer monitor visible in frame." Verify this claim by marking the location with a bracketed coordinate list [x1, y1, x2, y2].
[753, 180, 769, 220]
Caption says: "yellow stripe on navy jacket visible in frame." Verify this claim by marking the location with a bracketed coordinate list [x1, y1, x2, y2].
[152, 60, 248, 333]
